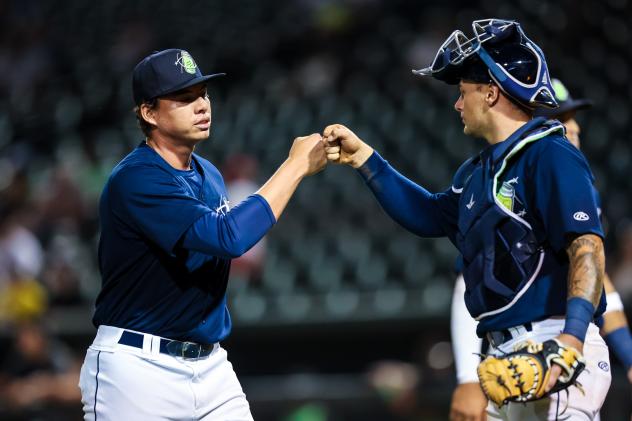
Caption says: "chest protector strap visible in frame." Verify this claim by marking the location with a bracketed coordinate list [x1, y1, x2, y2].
[457, 120, 565, 320]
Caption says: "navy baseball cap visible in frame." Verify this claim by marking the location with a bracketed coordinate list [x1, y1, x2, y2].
[534, 79, 592, 118]
[133, 49, 225, 105]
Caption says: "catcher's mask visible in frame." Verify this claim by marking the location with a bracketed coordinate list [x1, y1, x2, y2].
[412, 19, 557, 109]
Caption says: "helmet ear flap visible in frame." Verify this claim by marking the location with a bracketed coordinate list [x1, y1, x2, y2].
[532, 88, 557, 109]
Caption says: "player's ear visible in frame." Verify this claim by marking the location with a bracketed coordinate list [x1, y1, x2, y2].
[140, 102, 158, 127]
[485, 83, 500, 106]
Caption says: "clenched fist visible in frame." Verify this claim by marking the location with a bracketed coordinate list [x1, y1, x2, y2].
[323, 124, 374, 168]
[288, 133, 327, 177]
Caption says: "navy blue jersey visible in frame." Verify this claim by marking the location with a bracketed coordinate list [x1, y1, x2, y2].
[358, 118, 606, 333]
[93, 142, 274, 344]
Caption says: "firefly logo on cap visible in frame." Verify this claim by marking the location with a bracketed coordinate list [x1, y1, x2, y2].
[175, 51, 197, 74]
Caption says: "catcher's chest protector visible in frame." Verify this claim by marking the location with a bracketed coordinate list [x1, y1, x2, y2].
[456, 121, 565, 319]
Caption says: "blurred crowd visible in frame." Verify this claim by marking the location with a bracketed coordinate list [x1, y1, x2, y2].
[0, 0, 631, 419]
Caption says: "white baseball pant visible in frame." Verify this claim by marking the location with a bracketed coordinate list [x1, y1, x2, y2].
[485, 319, 611, 420]
[78, 325, 253, 421]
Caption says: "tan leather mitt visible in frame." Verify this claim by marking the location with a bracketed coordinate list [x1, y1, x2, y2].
[477, 339, 586, 407]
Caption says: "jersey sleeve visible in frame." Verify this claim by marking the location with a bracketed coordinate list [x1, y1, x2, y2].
[182, 194, 275, 259]
[532, 139, 604, 252]
[356, 151, 459, 239]
[108, 166, 212, 254]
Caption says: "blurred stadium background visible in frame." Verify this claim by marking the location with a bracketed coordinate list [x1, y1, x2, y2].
[0, 0, 631, 419]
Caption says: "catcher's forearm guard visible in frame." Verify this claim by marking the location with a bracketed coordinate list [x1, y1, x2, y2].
[477, 339, 586, 407]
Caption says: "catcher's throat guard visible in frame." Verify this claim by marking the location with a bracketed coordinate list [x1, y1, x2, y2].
[412, 18, 557, 109]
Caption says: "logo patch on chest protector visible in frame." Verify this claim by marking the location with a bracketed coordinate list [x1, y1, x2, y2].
[497, 181, 515, 211]
[497, 179, 527, 217]
[466, 194, 476, 210]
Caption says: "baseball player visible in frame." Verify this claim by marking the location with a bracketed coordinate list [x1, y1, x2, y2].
[448, 78, 632, 420]
[77, 49, 327, 420]
[324, 19, 611, 419]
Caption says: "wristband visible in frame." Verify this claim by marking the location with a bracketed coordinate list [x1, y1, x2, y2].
[604, 291, 624, 314]
[562, 297, 595, 342]
[604, 327, 632, 369]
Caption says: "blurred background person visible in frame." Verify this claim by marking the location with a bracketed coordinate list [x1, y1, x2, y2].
[0, 320, 82, 420]
[0, 262, 82, 420]
[612, 223, 632, 305]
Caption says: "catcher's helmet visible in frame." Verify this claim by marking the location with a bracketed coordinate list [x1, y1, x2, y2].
[413, 19, 557, 109]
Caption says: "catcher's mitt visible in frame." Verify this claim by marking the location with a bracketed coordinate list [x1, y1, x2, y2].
[477, 339, 586, 406]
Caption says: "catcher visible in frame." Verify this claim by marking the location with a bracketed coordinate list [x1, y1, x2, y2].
[450, 78, 632, 420]
[324, 19, 610, 419]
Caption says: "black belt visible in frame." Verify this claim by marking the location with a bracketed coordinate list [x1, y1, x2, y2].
[118, 330, 215, 359]
[485, 322, 533, 348]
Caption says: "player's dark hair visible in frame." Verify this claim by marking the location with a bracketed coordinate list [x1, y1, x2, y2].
[134, 98, 158, 138]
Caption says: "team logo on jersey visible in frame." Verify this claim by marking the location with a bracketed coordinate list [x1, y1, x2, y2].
[216, 196, 230, 215]
[175, 51, 197, 74]
[573, 211, 590, 221]
[598, 361, 609, 372]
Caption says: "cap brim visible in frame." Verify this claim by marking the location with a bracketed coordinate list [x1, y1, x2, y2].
[534, 98, 593, 118]
[155, 73, 226, 99]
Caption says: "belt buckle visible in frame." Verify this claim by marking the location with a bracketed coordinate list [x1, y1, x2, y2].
[181, 341, 201, 359]
[166, 340, 202, 359]
[487, 331, 505, 348]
